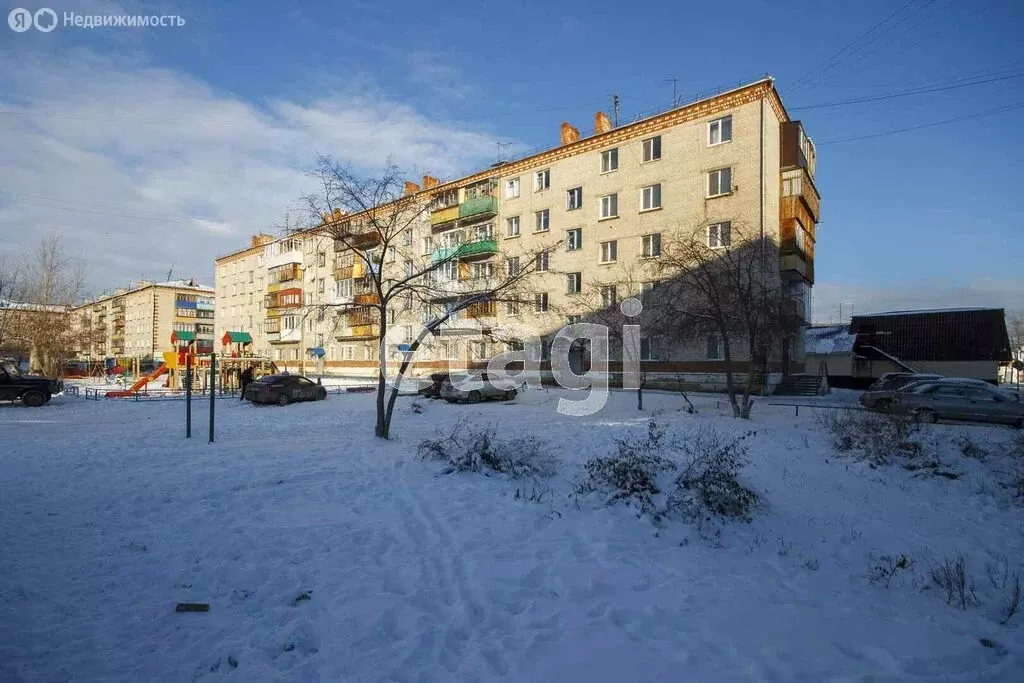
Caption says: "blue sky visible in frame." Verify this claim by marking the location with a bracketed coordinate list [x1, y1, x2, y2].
[1, 0, 1022, 321]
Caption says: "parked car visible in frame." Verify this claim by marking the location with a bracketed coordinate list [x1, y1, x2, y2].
[0, 360, 63, 407]
[861, 380, 1024, 426]
[869, 372, 945, 391]
[418, 372, 450, 399]
[243, 374, 327, 405]
[440, 372, 517, 403]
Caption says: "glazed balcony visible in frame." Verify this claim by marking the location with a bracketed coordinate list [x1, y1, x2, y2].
[266, 248, 302, 271]
[430, 239, 498, 263]
[458, 195, 498, 222]
[334, 226, 381, 250]
[466, 300, 496, 319]
[430, 204, 460, 228]
[336, 324, 380, 341]
[780, 167, 820, 224]
[353, 292, 380, 306]
[264, 287, 303, 310]
[268, 328, 302, 344]
[270, 264, 303, 284]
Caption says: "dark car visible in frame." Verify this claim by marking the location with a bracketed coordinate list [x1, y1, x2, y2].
[0, 360, 63, 407]
[861, 380, 1024, 427]
[418, 372, 450, 399]
[243, 374, 327, 406]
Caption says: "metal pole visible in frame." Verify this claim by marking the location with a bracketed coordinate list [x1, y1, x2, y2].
[185, 354, 192, 438]
[209, 353, 216, 443]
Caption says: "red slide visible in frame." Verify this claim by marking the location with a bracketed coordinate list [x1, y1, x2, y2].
[105, 364, 168, 398]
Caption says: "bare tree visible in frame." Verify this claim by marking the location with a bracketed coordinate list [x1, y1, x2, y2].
[1008, 309, 1024, 386]
[656, 223, 798, 419]
[0, 255, 24, 354]
[300, 156, 556, 439]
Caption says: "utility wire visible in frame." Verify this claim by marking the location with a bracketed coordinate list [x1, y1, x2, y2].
[791, 71, 1024, 111]
[818, 101, 1024, 144]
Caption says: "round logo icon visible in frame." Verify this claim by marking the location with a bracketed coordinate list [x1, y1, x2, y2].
[620, 297, 643, 318]
[34, 8, 57, 32]
[8, 7, 32, 32]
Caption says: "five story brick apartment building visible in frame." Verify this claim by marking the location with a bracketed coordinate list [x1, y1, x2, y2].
[215, 77, 820, 381]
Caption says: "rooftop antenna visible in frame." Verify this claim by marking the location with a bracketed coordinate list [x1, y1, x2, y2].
[665, 77, 679, 106]
[166, 262, 174, 282]
[496, 140, 512, 162]
[611, 93, 620, 127]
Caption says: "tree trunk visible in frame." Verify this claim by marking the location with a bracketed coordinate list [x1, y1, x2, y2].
[637, 373, 645, 411]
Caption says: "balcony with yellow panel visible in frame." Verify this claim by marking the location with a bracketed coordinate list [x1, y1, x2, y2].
[430, 204, 459, 228]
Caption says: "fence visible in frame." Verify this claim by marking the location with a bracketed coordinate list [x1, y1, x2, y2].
[79, 384, 378, 402]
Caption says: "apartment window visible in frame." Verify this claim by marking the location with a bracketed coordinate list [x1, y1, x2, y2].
[708, 221, 732, 248]
[641, 281, 657, 306]
[600, 240, 618, 263]
[336, 279, 352, 298]
[601, 148, 619, 173]
[506, 177, 521, 199]
[794, 223, 806, 253]
[535, 209, 550, 232]
[422, 236, 433, 254]
[506, 216, 520, 237]
[566, 228, 582, 251]
[707, 334, 724, 360]
[249, 270, 254, 283]
[599, 193, 618, 219]
[707, 168, 732, 197]
[567, 187, 583, 211]
[534, 292, 549, 312]
[566, 272, 582, 294]
[386, 246, 396, 262]
[472, 262, 494, 279]
[534, 169, 550, 192]
[318, 252, 326, 267]
[404, 260, 414, 277]
[640, 184, 662, 211]
[600, 285, 617, 309]
[317, 278, 326, 294]
[506, 300, 520, 315]
[782, 176, 804, 197]
[567, 315, 582, 325]
[507, 256, 521, 276]
[708, 115, 733, 145]
[536, 251, 550, 272]
[642, 135, 662, 162]
[641, 233, 662, 258]
[402, 231, 413, 247]
[474, 223, 494, 241]
[641, 337, 660, 361]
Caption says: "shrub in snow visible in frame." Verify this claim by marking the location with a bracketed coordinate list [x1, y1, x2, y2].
[666, 428, 758, 523]
[986, 555, 1022, 625]
[867, 553, 912, 588]
[409, 400, 425, 414]
[815, 409, 927, 466]
[954, 431, 991, 461]
[417, 418, 558, 480]
[577, 415, 676, 514]
[930, 554, 979, 610]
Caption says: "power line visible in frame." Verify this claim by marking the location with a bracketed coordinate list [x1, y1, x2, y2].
[791, 71, 1024, 111]
[817, 101, 1024, 145]
[786, 0, 923, 94]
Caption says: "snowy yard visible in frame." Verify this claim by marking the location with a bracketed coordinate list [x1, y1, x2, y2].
[1, 388, 1023, 682]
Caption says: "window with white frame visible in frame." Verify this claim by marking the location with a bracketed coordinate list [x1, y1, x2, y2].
[782, 176, 803, 197]
[317, 278, 326, 294]
[475, 223, 494, 241]
[506, 300, 520, 315]
[641, 233, 661, 258]
[506, 256, 520, 276]
[566, 186, 583, 211]
[336, 278, 352, 298]
[566, 228, 582, 251]
[534, 169, 550, 192]
[599, 193, 618, 219]
[402, 231, 412, 247]
[443, 231, 460, 247]
[505, 177, 521, 199]
[708, 115, 732, 145]
[422, 236, 433, 254]
[402, 326, 413, 343]
[601, 148, 618, 173]
[600, 240, 618, 263]
[472, 262, 494, 279]
[404, 260, 414, 277]
[641, 184, 662, 211]
[794, 220, 806, 252]
[640, 337, 660, 361]
[566, 272, 582, 294]
[707, 168, 732, 197]
[536, 251, 550, 272]
[642, 135, 662, 162]
[442, 260, 459, 281]
[534, 292, 549, 312]
[535, 209, 550, 232]
[506, 215, 520, 237]
[707, 221, 732, 248]
[600, 285, 617, 308]
[707, 334, 724, 360]
[386, 246, 396, 262]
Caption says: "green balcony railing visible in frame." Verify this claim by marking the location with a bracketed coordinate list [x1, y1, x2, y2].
[456, 238, 497, 258]
[458, 195, 498, 219]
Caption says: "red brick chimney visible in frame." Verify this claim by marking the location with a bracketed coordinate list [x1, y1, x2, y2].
[560, 122, 580, 146]
[404, 181, 421, 195]
[422, 175, 439, 189]
[594, 111, 612, 134]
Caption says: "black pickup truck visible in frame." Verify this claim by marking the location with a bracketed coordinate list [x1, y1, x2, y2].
[0, 360, 63, 406]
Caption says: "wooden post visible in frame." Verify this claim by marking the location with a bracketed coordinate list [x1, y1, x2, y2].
[209, 353, 216, 443]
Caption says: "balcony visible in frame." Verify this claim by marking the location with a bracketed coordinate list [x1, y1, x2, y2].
[430, 204, 460, 228]
[456, 238, 497, 260]
[265, 287, 303, 310]
[780, 252, 809, 283]
[270, 264, 303, 284]
[336, 324, 380, 341]
[353, 292, 380, 306]
[466, 301, 496, 319]
[334, 226, 381, 250]
[459, 195, 498, 222]
[268, 328, 302, 344]
[780, 168, 820, 224]
[266, 248, 303, 271]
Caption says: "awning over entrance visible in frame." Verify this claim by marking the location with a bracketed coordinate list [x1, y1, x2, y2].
[308, 346, 325, 358]
[222, 331, 253, 345]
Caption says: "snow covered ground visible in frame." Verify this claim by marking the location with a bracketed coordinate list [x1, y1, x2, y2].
[1, 389, 1022, 682]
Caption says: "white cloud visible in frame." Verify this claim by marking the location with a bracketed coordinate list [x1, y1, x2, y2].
[0, 48, 507, 297]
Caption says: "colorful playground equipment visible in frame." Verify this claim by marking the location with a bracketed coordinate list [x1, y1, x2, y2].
[104, 363, 168, 398]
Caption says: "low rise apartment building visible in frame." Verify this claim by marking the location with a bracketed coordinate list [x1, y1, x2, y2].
[215, 77, 820, 380]
[71, 279, 216, 361]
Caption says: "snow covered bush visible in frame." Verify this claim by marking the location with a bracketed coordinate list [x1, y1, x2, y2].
[666, 428, 759, 523]
[417, 418, 559, 480]
[930, 554, 978, 610]
[577, 416, 676, 514]
[954, 431, 992, 461]
[815, 409, 927, 466]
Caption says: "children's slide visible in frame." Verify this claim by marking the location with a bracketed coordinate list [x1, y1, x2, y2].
[105, 364, 168, 398]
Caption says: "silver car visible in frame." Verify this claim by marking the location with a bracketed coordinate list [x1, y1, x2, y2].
[869, 381, 1024, 426]
[440, 372, 518, 403]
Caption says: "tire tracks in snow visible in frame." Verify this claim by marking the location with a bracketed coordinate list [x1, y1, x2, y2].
[389, 461, 510, 678]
